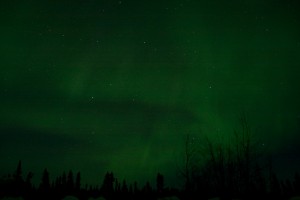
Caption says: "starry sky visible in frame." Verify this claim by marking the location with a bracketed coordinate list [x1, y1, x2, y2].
[1, 0, 300, 187]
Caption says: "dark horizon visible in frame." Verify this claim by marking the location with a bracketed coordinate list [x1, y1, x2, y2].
[1, 139, 300, 200]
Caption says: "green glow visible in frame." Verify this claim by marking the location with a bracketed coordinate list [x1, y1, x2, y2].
[0, 0, 300, 186]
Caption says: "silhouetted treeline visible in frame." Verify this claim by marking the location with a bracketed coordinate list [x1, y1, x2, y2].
[1, 159, 300, 200]
[1, 117, 300, 200]
[0, 161, 179, 200]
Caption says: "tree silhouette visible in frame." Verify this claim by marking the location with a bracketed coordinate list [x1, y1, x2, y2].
[269, 172, 281, 198]
[251, 163, 266, 197]
[62, 171, 67, 189]
[176, 133, 200, 200]
[177, 115, 270, 200]
[281, 179, 293, 198]
[121, 179, 128, 194]
[67, 170, 74, 194]
[25, 172, 33, 187]
[115, 178, 121, 193]
[23, 171, 34, 199]
[293, 172, 300, 196]
[40, 169, 50, 191]
[11, 160, 25, 197]
[101, 172, 115, 199]
[133, 181, 139, 194]
[13, 160, 23, 182]
[156, 173, 164, 195]
[143, 181, 152, 194]
[75, 172, 81, 191]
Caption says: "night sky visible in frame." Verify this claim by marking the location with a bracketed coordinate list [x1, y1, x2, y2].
[1, 0, 300, 187]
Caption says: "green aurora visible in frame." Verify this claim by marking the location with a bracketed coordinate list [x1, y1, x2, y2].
[0, 0, 300, 186]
